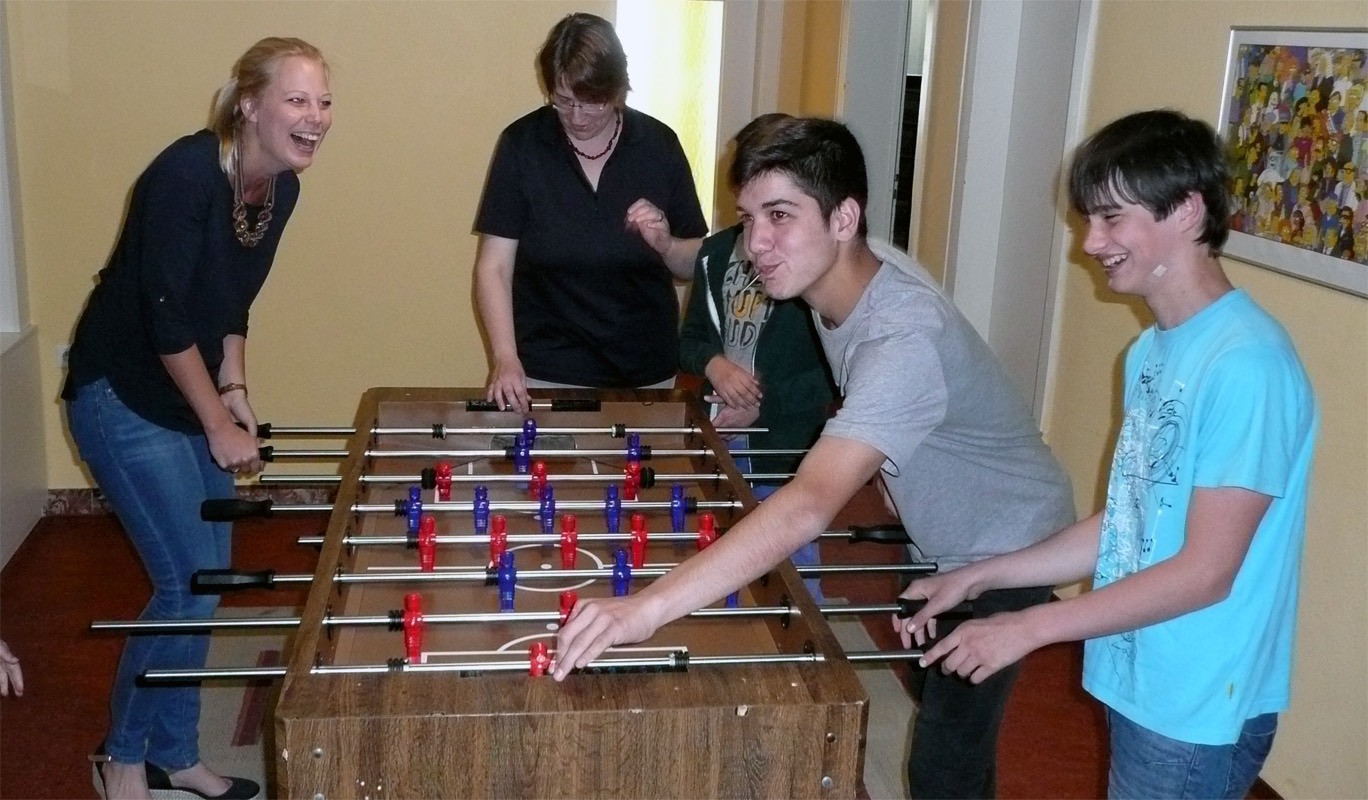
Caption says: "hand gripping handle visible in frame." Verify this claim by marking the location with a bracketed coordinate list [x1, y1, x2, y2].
[234, 421, 271, 439]
[895, 597, 976, 640]
[895, 597, 975, 619]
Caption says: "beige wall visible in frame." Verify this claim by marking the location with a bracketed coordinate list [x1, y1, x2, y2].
[5, 0, 611, 489]
[1047, 2, 1368, 797]
[797, 0, 842, 118]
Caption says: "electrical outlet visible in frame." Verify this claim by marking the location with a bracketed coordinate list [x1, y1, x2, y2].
[56, 344, 70, 371]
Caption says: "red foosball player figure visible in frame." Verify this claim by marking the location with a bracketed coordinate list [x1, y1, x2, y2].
[697, 512, 717, 551]
[418, 515, 437, 572]
[435, 461, 453, 502]
[559, 590, 577, 626]
[630, 513, 648, 569]
[529, 641, 551, 677]
[560, 514, 578, 569]
[402, 592, 425, 663]
[489, 515, 508, 567]
[529, 460, 548, 500]
[623, 461, 641, 501]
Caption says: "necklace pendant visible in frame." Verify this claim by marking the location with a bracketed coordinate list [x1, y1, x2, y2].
[232, 173, 276, 248]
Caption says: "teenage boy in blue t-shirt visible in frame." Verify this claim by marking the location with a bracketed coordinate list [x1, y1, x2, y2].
[899, 109, 1319, 799]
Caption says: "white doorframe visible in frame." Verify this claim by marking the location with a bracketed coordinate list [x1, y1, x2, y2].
[1037, 0, 1097, 422]
[937, 0, 1084, 415]
[837, 0, 911, 242]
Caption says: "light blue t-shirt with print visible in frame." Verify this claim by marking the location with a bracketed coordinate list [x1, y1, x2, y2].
[1082, 289, 1318, 745]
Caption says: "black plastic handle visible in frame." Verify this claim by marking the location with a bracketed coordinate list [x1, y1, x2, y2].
[465, 398, 602, 412]
[549, 399, 601, 412]
[201, 498, 274, 521]
[257, 445, 274, 462]
[464, 400, 504, 412]
[191, 569, 276, 594]
[847, 524, 911, 545]
[896, 597, 974, 620]
[234, 421, 271, 439]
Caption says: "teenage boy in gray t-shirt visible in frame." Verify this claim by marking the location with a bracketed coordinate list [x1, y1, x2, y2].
[555, 114, 1075, 799]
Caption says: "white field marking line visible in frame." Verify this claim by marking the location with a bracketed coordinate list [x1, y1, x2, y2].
[499, 631, 556, 651]
[515, 543, 605, 593]
[364, 544, 608, 593]
[369, 565, 473, 572]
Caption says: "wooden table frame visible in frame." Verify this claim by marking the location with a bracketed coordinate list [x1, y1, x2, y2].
[274, 388, 868, 798]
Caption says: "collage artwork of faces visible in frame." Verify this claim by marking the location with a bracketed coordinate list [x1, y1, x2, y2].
[1224, 44, 1368, 265]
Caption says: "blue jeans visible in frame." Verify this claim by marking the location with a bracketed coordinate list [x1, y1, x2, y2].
[1108, 708, 1277, 799]
[733, 449, 823, 602]
[67, 379, 234, 770]
[906, 583, 1054, 799]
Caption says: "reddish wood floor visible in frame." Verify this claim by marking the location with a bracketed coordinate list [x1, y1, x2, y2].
[1, 490, 1107, 798]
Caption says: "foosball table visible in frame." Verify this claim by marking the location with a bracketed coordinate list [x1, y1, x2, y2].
[250, 387, 867, 797]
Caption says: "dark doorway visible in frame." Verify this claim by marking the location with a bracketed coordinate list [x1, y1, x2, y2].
[891, 75, 923, 251]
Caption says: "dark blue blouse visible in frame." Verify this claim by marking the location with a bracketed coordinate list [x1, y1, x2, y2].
[63, 130, 300, 432]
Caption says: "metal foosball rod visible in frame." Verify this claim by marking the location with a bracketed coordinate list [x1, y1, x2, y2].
[294, 523, 914, 548]
[258, 470, 795, 486]
[91, 599, 971, 633]
[201, 497, 741, 521]
[298, 531, 714, 546]
[251, 422, 767, 439]
[185, 562, 939, 593]
[142, 649, 936, 682]
[118, 595, 969, 681]
[252, 446, 807, 461]
[125, 596, 963, 683]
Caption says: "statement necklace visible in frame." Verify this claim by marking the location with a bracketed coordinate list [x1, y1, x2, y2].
[567, 112, 622, 161]
[232, 146, 276, 248]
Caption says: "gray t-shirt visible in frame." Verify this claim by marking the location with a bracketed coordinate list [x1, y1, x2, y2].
[817, 256, 1075, 570]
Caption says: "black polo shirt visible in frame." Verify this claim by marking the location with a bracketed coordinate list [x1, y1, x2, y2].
[62, 130, 300, 432]
[475, 106, 707, 387]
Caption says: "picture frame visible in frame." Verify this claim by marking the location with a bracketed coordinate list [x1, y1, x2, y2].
[1218, 26, 1368, 297]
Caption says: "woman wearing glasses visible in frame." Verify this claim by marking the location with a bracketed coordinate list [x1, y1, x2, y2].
[474, 12, 707, 413]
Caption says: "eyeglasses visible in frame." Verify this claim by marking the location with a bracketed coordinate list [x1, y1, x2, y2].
[550, 98, 609, 115]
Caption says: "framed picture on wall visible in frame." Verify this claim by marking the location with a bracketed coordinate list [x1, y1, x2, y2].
[1218, 26, 1368, 297]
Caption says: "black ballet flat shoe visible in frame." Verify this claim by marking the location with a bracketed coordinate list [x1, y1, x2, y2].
[145, 761, 262, 800]
[89, 746, 110, 799]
